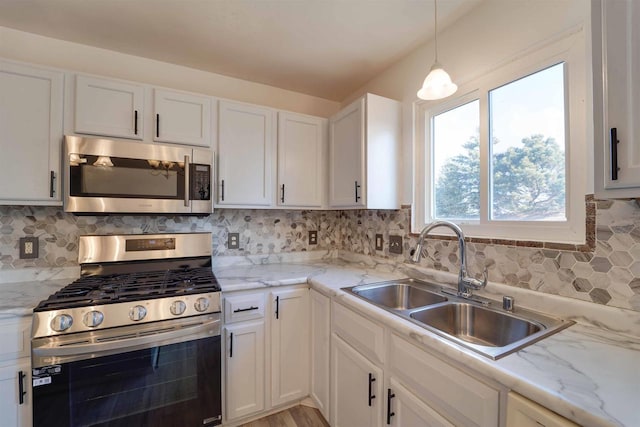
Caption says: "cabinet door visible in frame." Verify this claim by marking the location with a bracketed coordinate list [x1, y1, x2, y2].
[277, 112, 326, 207]
[75, 74, 144, 140]
[153, 89, 211, 147]
[331, 334, 383, 427]
[599, 0, 640, 192]
[0, 60, 63, 204]
[329, 97, 365, 208]
[310, 290, 330, 420]
[0, 360, 31, 427]
[388, 378, 454, 427]
[225, 321, 265, 421]
[218, 101, 274, 206]
[270, 288, 309, 407]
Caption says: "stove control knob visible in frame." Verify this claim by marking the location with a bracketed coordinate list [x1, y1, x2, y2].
[83, 310, 104, 328]
[129, 305, 147, 321]
[194, 297, 210, 312]
[51, 314, 73, 332]
[170, 300, 186, 316]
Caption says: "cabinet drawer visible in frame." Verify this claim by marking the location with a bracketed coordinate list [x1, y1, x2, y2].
[507, 392, 578, 427]
[331, 302, 384, 364]
[224, 292, 266, 324]
[0, 318, 31, 362]
[389, 333, 499, 427]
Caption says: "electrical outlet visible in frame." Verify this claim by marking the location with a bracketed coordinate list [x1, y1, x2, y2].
[308, 230, 318, 245]
[227, 233, 239, 249]
[375, 234, 383, 251]
[19, 237, 39, 259]
[389, 235, 403, 254]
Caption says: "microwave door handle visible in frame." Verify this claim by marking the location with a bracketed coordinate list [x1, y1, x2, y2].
[184, 155, 190, 208]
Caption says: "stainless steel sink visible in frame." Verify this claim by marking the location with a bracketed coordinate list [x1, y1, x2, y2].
[342, 279, 574, 359]
[350, 282, 447, 310]
[410, 303, 542, 347]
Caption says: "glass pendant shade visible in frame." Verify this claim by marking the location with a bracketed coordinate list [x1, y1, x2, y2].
[417, 63, 458, 100]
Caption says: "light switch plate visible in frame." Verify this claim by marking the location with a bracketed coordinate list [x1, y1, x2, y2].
[389, 235, 403, 254]
[227, 233, 239, 249]
[375, 234, 383, 251]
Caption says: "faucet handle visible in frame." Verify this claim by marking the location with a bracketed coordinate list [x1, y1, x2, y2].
[462, 267, 488, 290]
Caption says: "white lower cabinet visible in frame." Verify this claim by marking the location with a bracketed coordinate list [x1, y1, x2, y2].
[0, 360, 31, 427]
[388, 333, 499, 427]
[310, 290, 330, 419]
[387, 377, 454, 427]
[270, 288, 309, 406]
[330, 301, 500, 427]
[223, 286, 310, 425]
[507, 392, 578, 427]
[0, 317, 32, 427]
[331, 333, 383, 427]
[224, 321, 265, 421]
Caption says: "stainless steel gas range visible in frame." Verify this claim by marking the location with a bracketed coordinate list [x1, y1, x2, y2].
[31, 233, 222, 427]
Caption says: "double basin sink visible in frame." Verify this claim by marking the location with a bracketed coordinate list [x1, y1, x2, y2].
[342, 279, 574, 359]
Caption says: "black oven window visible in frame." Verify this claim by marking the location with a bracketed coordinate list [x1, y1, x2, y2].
[33, 336, 221, 427]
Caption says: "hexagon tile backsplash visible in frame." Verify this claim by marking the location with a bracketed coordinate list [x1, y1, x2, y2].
[1, 198, 639, 312]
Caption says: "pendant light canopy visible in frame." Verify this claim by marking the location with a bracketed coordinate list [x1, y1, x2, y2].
[417, 0, 457, 101]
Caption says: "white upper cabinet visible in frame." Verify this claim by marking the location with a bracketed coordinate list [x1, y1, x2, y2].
[329, 98, 365, 208]
[593, 0, 640, 197]
[153, 88, 212, 147]
[277, 112, 327, 208]
[0, 60, 63, 205]
[217, 100, 274, 207]
[75, 74, 144, 140]
[329, 93, 401, 209]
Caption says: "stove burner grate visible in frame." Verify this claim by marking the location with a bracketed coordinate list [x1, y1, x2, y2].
[34, 267, 220, 312]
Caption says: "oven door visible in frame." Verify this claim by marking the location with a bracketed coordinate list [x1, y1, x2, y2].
[32, 316, 221, 427]
[64, 135, 212, 214]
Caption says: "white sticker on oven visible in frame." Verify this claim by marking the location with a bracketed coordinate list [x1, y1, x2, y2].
[33, 377, 51, 387]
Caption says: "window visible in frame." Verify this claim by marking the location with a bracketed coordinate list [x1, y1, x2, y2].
[414, 34, 586, 244]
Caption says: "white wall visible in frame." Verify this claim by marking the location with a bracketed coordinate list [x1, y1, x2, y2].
[343, 0, 592, 204]
[0, 26, 340, 118]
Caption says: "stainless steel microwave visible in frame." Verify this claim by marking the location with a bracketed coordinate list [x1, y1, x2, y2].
[64, 135, 213, 214]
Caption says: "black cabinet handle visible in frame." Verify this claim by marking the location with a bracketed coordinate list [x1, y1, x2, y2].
[355, 181, 361, 202]
[221, 180, 225, 201]
[134, 110, 138, 135]
[49, 171, 56, 198]
[386, 388, 396, 424]
[18, 371, 26, 405]
[611, 127, 620, 181]
[233, 306, 259, 313]
[281, 184, 285, 203]
[229, 332, 233, 358]
[368, 373, 376, 406]
[275, 296, 280, 319]
[156, 113, 160, 138]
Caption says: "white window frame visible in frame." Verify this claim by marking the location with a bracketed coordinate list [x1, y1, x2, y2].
[413, 30, 587, 244]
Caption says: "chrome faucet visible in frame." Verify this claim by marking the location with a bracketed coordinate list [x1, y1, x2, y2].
[411, 220, 487, 298]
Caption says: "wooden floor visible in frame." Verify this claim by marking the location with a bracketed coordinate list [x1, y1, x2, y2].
[238, 405, 329, 427]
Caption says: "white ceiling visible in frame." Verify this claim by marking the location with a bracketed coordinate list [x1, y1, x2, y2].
[0, 0, 482, 101]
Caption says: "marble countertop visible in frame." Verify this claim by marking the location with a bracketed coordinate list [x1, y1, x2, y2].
[212, 255, 640, 427]
[1, 255, 638, 426]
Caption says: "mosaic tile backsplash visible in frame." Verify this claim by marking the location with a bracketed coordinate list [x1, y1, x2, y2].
[1, 199, 639, 312]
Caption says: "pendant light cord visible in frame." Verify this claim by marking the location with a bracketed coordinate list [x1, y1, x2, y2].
[434, 0, 439, 63]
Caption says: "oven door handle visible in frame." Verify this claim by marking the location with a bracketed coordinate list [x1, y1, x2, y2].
[33, 318, 220, 362]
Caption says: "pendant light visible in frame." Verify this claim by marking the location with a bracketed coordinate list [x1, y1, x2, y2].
[417, 0, 458, 100]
